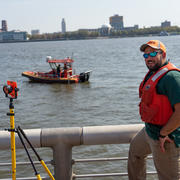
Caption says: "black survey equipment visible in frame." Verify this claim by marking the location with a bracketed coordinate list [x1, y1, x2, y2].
[3, 81, 19, 99]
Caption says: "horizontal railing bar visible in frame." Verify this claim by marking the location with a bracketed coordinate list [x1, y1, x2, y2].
[74, 173, 128, 178]
[73, 156, 153, 163]
[74, 157, 128, 162]
[73, 171, 157, 178]
[0, 160, 52, 167]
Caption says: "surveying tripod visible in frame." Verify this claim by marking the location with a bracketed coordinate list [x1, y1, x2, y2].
[3, 81, 55, 180]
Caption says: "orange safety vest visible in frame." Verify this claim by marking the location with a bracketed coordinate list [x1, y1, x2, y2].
[139, 62, 180, 125]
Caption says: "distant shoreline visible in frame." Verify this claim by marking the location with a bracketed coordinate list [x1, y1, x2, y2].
[0, 34, 179, 44]
[0, 37, 99, 43]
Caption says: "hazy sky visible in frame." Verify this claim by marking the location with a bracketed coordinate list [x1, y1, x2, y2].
[1, 0, 180, 34]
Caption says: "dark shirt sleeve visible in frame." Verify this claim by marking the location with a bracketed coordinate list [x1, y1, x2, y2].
[157, 70, 180, 108]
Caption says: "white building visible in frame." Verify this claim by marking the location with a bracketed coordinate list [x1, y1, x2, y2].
[98, 25, 111, 36]
[0, 30, 27, 42]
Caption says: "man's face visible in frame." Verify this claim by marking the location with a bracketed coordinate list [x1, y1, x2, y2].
[144, 46, 164, 71]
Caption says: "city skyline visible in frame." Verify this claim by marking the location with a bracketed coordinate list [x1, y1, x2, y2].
[1, 0, 180, 34]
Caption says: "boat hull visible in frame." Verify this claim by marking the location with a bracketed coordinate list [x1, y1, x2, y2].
[22, 71, 91, 83]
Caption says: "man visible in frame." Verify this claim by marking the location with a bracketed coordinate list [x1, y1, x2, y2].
[63, 63, 68, 78]
[128, 40, 180, 180]
[57, 64, 61, 77]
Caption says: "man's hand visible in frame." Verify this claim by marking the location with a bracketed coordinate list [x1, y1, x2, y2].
[159, 136, 173, 152]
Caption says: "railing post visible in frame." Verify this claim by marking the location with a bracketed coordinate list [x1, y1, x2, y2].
[53, 143, 73, 180]
[41, 127, 82, 180]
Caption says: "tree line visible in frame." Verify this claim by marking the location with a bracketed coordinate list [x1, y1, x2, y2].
[28, 26, 180, 41]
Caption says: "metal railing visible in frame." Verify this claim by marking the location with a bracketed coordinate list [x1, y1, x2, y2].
[72, 156, 156, 179]
[0, 160, 52, 167]
[0, 156, 157, 179]
[0, 124, 149, 180]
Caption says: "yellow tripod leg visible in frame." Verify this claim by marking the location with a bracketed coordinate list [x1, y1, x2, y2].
[40, 160, 55, 180]
[17, 127, 55, 180]
[36, 173, 42, 180]
[10, 108, 16, 180]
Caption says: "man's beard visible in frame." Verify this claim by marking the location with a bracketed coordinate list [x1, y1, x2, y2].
[146, 63, 162, 71]
[146, 59, 163, 71]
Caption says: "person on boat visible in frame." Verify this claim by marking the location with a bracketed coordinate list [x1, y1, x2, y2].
[128, 40, 180, 180]
[63, 63, 67, 78]
[67, 62, 72, 76]
[57, 64, 61, 77]
[52, 69, 56, 77]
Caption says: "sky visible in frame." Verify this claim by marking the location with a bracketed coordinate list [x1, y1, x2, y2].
[1, 0, 180, 34]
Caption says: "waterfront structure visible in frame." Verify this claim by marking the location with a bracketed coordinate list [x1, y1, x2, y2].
[2, 20, 8, 31]
[150, 26, 161, 28]
[123, 24, 139, 31]
[159, 31, 169, 36]
[109, 14, 124, 30]
[161, 20, 171, 28]
[78, 24, 110, 36]
[0, 30, 27, 42]
[61, 18, 66, 34]
[98, 25, 111, 36]
[31, 29, 40, 35]
[78, 28, 98, 33]
[150, 20, 171, 29]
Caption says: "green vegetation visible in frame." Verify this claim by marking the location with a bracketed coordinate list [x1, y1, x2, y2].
[29, 31, 100, 41]
[28, 26, 180, 41]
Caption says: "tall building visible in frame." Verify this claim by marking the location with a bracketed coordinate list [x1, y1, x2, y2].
[2, 20, 7, 31]
[61, 18, 66, 34]
[109, 15, 124, 30]
[161, 20, 171, 28]
[31, 29, 40, 35]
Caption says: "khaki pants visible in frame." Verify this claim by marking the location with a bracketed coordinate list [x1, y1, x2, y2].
[128, 127, 180, 180]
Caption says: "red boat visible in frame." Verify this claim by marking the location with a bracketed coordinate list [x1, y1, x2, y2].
[22, 56, 92, 83]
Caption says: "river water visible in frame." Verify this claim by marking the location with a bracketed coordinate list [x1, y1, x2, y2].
[0, 36, 180, 179]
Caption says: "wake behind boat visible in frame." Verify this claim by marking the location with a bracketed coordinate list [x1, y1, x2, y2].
[22, 56, 92, 83]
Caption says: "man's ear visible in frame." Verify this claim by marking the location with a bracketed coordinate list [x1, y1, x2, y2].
[162, 52, 166, 58]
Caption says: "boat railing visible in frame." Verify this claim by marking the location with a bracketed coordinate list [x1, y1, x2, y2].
[0, 124, 159, 180]
[36, 71, 57, 78]
[36, 70, 75, 78]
